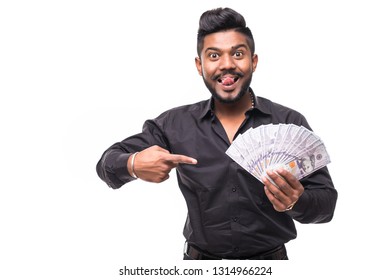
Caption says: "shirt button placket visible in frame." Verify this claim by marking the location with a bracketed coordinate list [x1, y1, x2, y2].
[229, 162, 241, 256]
[231, 185, 241, 256]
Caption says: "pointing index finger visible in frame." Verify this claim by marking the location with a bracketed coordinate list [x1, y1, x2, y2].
[165, 154, 198, 165]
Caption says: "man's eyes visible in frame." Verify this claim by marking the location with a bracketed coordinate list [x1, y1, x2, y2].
[207, 51, 244, 59]
[234, 51, 244, 57]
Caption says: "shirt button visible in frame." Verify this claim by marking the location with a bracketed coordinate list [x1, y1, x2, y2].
[233, 217, 238, 222]
[234, 247, 239, 252]
[232, 187, 237, 192]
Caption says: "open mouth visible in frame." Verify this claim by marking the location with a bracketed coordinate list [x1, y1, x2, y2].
[217, 76, 239, 86]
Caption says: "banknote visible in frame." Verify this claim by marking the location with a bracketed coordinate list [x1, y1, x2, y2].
[226, 124, 331, 183]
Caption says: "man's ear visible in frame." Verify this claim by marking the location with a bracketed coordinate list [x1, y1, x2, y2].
[195, 57, 203, 76]
[252, 54, 259, 73]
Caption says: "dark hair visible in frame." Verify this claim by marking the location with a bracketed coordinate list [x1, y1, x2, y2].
[197, 7, 255, 56]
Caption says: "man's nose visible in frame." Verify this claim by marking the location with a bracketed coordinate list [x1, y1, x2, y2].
[219, 55, 236, 70]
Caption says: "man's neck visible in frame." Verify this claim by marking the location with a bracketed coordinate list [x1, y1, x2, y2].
[214, 91, 253, 118]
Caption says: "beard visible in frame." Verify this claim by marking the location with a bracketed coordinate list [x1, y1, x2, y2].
[203, 72, 253, 104]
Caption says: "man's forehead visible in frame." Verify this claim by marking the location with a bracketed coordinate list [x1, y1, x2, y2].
[202, 30, 249, 51]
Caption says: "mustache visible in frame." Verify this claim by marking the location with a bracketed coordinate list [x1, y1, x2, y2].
[211, 70, 244, 81]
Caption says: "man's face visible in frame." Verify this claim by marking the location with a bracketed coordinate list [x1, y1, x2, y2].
[195, 30, 258, 103]
[302, 158, 314, 172]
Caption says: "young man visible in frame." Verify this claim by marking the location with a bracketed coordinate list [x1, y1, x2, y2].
[96, 7, 337, 260]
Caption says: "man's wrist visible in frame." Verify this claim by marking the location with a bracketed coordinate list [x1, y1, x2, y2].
[285, 201, 297, 211]
[128, 152, 139, 179]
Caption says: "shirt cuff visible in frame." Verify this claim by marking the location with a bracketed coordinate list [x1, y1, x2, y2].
[116, 153, 136, 182]
[286, 191, 308, 216]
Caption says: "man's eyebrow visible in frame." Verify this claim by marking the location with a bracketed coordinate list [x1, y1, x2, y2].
[204, 47, 220, 53]
[204, 44, 249, 53]
[231, 44, 249, 50]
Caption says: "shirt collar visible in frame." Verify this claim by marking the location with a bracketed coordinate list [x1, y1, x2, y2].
[199, 88, 272, 120]
[250, 88, 272, 115]
[199, 98, 215, 119]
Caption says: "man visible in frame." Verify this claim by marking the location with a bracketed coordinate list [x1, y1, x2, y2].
[96, 7, 337, 260]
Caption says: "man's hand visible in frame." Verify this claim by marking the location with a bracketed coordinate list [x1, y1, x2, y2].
[262, 168, 304, 212]
[129, 145, 197, 183]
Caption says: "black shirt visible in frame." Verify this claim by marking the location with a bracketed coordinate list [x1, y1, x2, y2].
[96, 90, 337, 258]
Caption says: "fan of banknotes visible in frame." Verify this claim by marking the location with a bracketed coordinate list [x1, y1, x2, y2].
[225, 124, 331, 183]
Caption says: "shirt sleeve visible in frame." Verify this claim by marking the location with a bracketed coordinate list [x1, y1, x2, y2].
[96, 118, 169, 189]
[286, 166, 338, 223]
[284, 109, 338, 223]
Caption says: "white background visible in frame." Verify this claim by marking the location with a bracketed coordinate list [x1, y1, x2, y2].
[1, 0, 389, 279]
